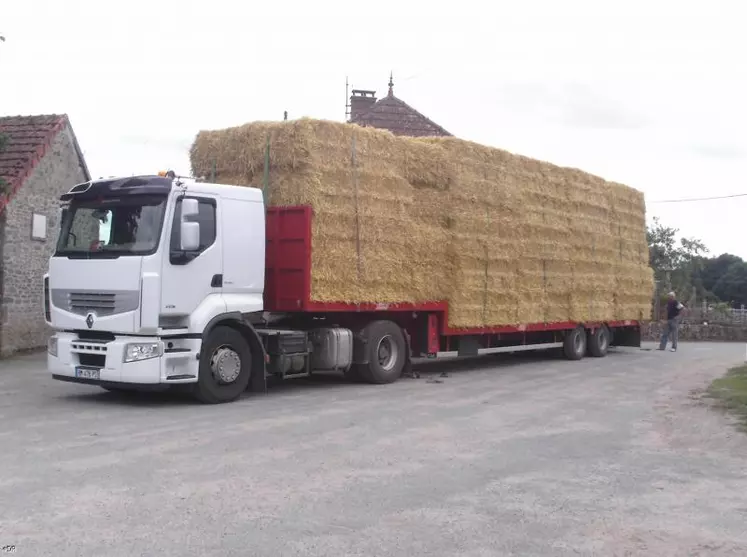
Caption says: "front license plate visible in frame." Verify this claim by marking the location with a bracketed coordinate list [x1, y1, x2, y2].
[75, 367, 100, 380]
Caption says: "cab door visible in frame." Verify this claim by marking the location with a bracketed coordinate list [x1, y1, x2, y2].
[160, 195, 223, 326]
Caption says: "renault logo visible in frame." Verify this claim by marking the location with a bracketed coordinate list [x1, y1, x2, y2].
[86, 313, 95, 329]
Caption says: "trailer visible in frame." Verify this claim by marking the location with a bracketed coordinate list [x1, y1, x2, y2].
[45, 175, 641, 403]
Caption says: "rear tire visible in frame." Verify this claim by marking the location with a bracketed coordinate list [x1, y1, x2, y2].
[355, 320, 406, 384]
[588, 326, 610, 358]
[193, 326, 252, 404]
[563, 327, 586, 360]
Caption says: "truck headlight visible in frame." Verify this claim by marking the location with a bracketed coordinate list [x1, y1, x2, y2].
[124, 342, 162, 363]
[47, 336, 58, 357]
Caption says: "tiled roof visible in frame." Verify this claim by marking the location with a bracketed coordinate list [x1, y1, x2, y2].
[351, 92, 452, 137]
[0, 114, 90, 213]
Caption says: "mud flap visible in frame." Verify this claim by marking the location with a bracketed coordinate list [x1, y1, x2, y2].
[611, 326, 641, 348]
[250, 357, 267, 393]
[353, 329, 370, 365]
[401, 328, 416, 378]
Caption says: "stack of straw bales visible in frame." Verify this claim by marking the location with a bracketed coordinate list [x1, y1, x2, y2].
[190, 118, 653, 328]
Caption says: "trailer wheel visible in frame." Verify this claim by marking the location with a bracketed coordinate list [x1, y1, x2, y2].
[193, 326, 252, 404]
[588, 326, 610, 358]
[357, 320, 406, 384]
[563, 327, 587, 361]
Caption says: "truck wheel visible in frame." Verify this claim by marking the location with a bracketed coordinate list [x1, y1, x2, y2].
[563, 327, 586, 361]
[357, 320, 406, 384]
[193, 326, 252, 404]
[588, 326, 610, 358]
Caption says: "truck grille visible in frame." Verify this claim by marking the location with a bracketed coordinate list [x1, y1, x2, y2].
[50, 289, 140, 317]
[71, 340, 109, 353]
[69, 292, 116, 314]
[78, 353, 106, 368]
[72, 338, 109, 368]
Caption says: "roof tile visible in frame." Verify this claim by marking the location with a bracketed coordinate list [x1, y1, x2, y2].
[0, 114, 68, 210]
[350, 94, 452, 137]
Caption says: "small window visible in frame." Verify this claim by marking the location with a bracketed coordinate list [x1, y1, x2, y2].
[170, 197, 217, 252]
[31, 213, 48, 241]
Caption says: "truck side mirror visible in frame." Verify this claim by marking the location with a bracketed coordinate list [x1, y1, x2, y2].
[179, 198, 201, 251]
[181, 198, 199, 218]
[180, 221, 200, 251]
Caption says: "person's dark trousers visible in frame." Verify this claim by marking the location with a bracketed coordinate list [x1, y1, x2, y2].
[659, 318, 679, 350]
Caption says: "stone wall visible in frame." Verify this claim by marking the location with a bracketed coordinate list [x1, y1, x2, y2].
[642, 321, 747, 343]
[0, 125, 88, 356]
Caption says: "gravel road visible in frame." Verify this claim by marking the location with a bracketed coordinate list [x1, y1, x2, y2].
[1, 343, 746, 556]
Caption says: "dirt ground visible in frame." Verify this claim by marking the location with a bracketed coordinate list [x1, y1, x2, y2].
[1, 342, 746, 556]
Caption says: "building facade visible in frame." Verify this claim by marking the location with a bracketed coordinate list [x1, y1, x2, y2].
[0, 115, 89, 356]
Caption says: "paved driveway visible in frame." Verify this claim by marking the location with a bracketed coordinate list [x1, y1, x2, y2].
[1, 343, 746, 556]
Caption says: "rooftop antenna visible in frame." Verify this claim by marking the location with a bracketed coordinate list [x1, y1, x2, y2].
[345, 76, 351, 121]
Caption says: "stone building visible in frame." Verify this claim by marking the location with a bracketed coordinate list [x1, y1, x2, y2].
[348, 75, 452, 137]
[0, 115, 89, 356]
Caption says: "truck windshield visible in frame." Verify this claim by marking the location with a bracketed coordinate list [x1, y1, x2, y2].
[56, 196, 167, 258]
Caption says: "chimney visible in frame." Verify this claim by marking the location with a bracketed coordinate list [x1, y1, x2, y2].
[349, 89, 377, 122]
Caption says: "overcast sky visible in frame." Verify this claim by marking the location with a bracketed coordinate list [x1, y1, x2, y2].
[2, 0, 745, 257]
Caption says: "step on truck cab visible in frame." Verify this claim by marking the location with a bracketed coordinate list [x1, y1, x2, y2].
[46, 174, 642, 403]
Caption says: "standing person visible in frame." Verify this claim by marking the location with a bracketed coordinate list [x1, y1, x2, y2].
[659, 292, 685, 352]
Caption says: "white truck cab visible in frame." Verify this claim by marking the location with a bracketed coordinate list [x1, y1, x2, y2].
[45, 174, 273, 402]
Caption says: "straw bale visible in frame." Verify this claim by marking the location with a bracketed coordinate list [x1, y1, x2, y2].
[190, 118, 653, 328]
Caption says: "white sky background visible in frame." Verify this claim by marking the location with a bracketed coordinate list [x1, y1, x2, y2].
[1, 0, 745, 257]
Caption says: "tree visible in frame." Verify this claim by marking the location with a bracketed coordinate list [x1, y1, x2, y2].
[648, 217, 747, 308]
[647, 217, 708, 299]
[712, 261, 747, 307]
[693, 253, 743, 301]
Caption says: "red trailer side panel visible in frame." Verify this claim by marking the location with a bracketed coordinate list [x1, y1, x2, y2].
[264, 206, 312, 311]
[264, 205, 638, 334]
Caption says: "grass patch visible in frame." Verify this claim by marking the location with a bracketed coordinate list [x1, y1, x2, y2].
[707, 365, 747, 429]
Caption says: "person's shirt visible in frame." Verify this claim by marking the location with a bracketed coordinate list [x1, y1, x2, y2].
[667, 299, 684, 320]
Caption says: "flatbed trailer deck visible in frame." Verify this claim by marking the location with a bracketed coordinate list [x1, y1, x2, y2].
[264, 205, 640, 363]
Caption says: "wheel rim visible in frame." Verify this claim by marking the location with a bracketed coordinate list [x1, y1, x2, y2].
[377, 335, 398, 372]
[210, 345, 242, 384]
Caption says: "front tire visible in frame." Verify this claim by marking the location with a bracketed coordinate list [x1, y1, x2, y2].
[355, 320, 406, 384]
[563, 326, 587, 360]
[193, 326, 252, 404]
